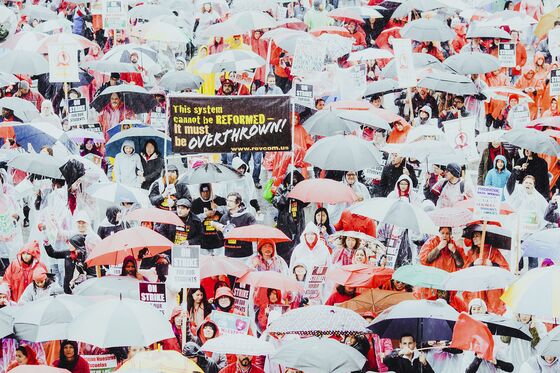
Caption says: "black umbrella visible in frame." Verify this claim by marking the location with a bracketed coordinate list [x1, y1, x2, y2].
[472, 314, 532, 341]
[90, 84, 157, 113]
[59, 159, 86, 187]
[462, 224, 512, 250]
[183, 163, 242, 184]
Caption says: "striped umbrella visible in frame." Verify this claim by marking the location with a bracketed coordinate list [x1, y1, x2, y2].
[428, 207, 473, 227]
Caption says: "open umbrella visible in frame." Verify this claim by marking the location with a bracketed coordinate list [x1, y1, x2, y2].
[2, 30, 47, 51]
[466, 25, 512, 39]
[86, 182, 150, 206]
[0, 49, 48, 74]
[0, 97, 40, 122]
[462, 223, 512, 249]
[363, 79, 400, 98]
[238, 270, 303, 293]
[261, 28, 315, 54]
[444, 51, 500, 74]
[81, 60, 138, 73]
[500, 128, 560, 156]
[326, 264, 393, 288]
[127, 208, 185, 226]
[185, 162, 241, 184]
[73, 276, 140, 299]
[200, 255, 250, 278]
[37, 33, 96, 53]
[338, 289, 416, 315]
[159, 70, 203, 92]
[68, 298, 174, 348]
[141, 21, 192, 43]
[129, 3, 174, 19]
[428, 207, 473, 227]
[105, 127, 171, 157]
[535, 8, 560, 38]
[328, 7, 366, 23]
[475, 129, 507, 143]
[268, 305, 369, 336]
[381, 52, 443, 79]
[303, 110, 358, 136]
[482, 10, 537, 29]
[195, 49, 266, 73]
[119, 350, 202, 372]
[270, 337, 366, 373]
[406, 125, 446, 142]
[7, 153, 64, 179]
[522, 228, 560, 260]
[35, 18, 72, 33]
[21, 4, 58, 20]
[0, 72, 18, 87]
[3, 122, 77, 154]
[455, 198, 514, 215]
[0, 309, 13, 338]
[472, 314, 532, 341]
[91, 84, 157, 113]
[227, 10, 278, 32]
[334, 109, 391, 131]
[224, 224, 290, 242]
[417, 70, 478, 95]
[287, 178, 357, 204]
[65, 128, 105, 143]
[102, 44, 159, 71]
[392, 0, 446, 18]
[368, 299, 459, 342]
[304, 134, 382, 171]
[201, 334, 274, 355]
[349, 48, 393, 62]
[536, 326, 560, 356]
[86, 227, 174, 266]
[400, 18, 455, 42]
[351, 197, 439, 234]
[392, 264, 449, 288]
[442, 266, 515, 292]
[10, 367, 70, 373]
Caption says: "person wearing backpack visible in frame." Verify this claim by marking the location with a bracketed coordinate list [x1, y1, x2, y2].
[431, 163, 474, 208]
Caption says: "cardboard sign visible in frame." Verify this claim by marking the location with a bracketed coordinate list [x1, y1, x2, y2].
[68, 98, 88, 126]
[294, 83, 314, 108]
[230, 70, 255, 88]
[139, 282, 166, 314]
[232, 282, 251, 316]
[210, 310, 250, 335]
[169, 95, 291, 154]
[443, 117, 478, 162]
[102, 0, 127, 30]
[393, 38, 416, 88]
[475, 186, 502, 218]
[292, 39, 327, 77]
[507, 103, 530, 129]
[498, 43, 516, 68]
[150, 106, 166, 131]
[171, 245, 200, 288]
[551, 69, 560, 96]
[48, 44, 79, 83]
[83, 354, 117, 373]
[304, 266, 328, 300]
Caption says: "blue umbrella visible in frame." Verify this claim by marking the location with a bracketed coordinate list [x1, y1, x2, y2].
[105, 127, 172, 158]
[522, 228, 560, 260]
[1, 121, 78, 154]
[107, 122, 148, 139]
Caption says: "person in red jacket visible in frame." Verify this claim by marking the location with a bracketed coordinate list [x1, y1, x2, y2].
[325, 285, 356, 306]
[53, 340, 90, 373]
[510, 30, 527, 82]
[219, 354, 265, 373]
[3, 241, 47, 302]
[334, 209, 377, 237]
[346, 21, 367, 50]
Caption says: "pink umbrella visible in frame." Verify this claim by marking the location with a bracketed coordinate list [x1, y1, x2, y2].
[86, 227, 173, 266]
[201, 255, 250, 278]
[287, 178, 357, 204]
[37, 33, 97, 53]
[239, 271, 304, 293]
[10, 366, 70, 373]
[428, 207, 473, 228]
[127, 208, 185, 226]
[224, 224, 290, 243]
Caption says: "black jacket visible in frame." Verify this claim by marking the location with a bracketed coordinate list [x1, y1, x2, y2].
[156, 212, 203, 246]
[383, 352, 435, 373]
[219, 206, 256, 258]
[149, 181, 192, 209]
[379, 162, 418, 197]
[465, 356, 513, 373]
[412, 93, 439, 118]
[97, 206, 129, 240]
[141, 154, 164, 190]
[191, 195, 227, 250]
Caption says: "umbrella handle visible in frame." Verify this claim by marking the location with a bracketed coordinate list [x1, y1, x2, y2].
[480, 220, 487, 260]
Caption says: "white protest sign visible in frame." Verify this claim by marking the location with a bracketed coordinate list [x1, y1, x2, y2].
[549, 28, 560, 58]
[83, 355, 117, 373]
[304, 266, 327, 300]
[48, 44, 79, 83]
[551, 69, 560, 96]
[339, 63, 367, 100]
[68, 98, 88, 126]
[102, 0, 127, 30]
[138, 282, 166, 315]
[475, 186, 502, 219]
[232, 282, 251, 316]
[230, 70, 255, 87]
[293, 83, 314, 108]
[171, 245, 200, 288]
[149, 106, 166, 131]
[292, 39, 326, 77]
[392, 38, 416, 88]
[443, 116, 478, 162]
[210, 310, 250, 335]
[507, 103, 530, 129]
[498, 43, 516, 68]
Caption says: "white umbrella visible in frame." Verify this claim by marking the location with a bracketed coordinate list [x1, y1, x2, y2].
[481, 10, 537, 29]
[500, 128, 560, 155]
[0, 309, 13, 338]
[0, 6, 17, 36]
[392, 0, 446, 19]
[482, 86, 534, 104]
[7, 153, 64, 179]
[384, 139, 458, 162]
[101, 44, 159, 71]
[201, 334, 274, 355]
[271, 337, 366, 373]
[21, 4, 58, 20]
[350, 197, 439, 234]
[466, 25, 512, 39]
[0, 97, 40, 121]
[318, 33, 354, 59]
[2, 30, 47, 51]
[35, 18, 73, 33]
[0, 49, 48, 74]
[261, 28, 315, 54]
[348, 47, 393, 62]
[381, 52, 444, 79]
[65, 128, 105, 143]
[443, 51, 500, 74]
[400, 17, 456, 42]
[405, 125, 446, 142]
[37, 33, 96, 53]
[417, 70, 478, 95]
[68, 298, 174, 348]
[227, 10, 278, 32]
[335, 109, 391, 131]
[537, 327, 560, 356]
[303, 110, 358, 136]
[80, 60, 138, 73]
[73, 276, 141, 299]
[195, 49, 266, 73]
[159, 70, 203, 92]
[363, 78, 400, 98]
[0, 72, 18, 87]
[198, 20, 245, 40]
[141, 21, 192, 44]
[475, 129, 506, 143]
[442, 266, 515, 292]
[304, 134, 382, 171]
[129, 4, 174, 19]
[86, 182, 151, 206]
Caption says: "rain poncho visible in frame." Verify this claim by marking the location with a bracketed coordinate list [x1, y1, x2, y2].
[520, 355, 560, 372]
[484, 155, 511, 199]
[0, 169, 22, 259]
[250, 239, 289, 276]
[114, 140, 144, 187]
[289, 222, 331, 274]
[221, 157, 259, 214]
[3, 241, 47, 302]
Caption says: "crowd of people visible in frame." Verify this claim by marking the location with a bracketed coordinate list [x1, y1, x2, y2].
[0, 0, 559, 372]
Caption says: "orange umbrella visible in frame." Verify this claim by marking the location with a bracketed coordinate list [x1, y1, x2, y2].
[338, 289, 416, 315]
[326, 264, 394, 288]
[127, 207, 185, 226]
[239, 271, 304, 293]
[309, 26, 351, 38]
[200, 255, 250, 278]
[224, 224, 290, 243]
[86, 227, 173, 266]
[287, 178, 357, 204]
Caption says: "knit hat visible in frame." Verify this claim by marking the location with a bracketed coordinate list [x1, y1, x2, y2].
[446, 162, 461, 178]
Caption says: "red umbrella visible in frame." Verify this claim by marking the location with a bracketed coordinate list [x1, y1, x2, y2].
[200, 255, 250, 278]
[127, 208, 185, 226]
[326, 264, 394, 288]
[86, 227, 173, 266]
[287, 178, 357, 204]
[309, 26, 351, 38]
[428, 207, 473, 228]
[455, 199, 514, 215]
[239, 271, 304, 293]
[224, 224, 290, 243]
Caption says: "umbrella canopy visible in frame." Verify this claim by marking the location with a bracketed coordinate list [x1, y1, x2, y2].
[500, 128, 560, 156]
[368, 299, 459, 342]
[472, 314, 532, 341]
[392, 0, 446, 18]
[10, 367, 70, 373]
[0, 72, 18, 87]
[338, 289, 416, 315]
[303, 110, 358, 136]
[86, 227, 174, 266]
[129, 3, 174, 19]
[261, 28, 315, 54]
[21, 4, 58, 20]
[501, 266, 560, 318]
[141, 21, 192, 43]
[3, 122, 77, 154]
[417, 70, 478, 95]
[462, 223, 512, 249]
[381, 52, 443, 79]
[535, 8, 560, 38]
[328, 7, 366, 23]
[159, 70, 203, 92]
[268, 305, 369, 336]
[326, 264, 393, 288]
[238, 270, 303, 293]
[86, 182, 151, 206]
[442, 266, 515, 291]
[406, 125, 446, 142]
[35, 18, 72, 33]
[0, 309, 13, 338]
[81, 60, 137, 73]
[91, 84, 157, 114]
[119, 350, 202, 372]
[536, 326, 560, 356]
[351, 197, 439, 234]
[7, 153, 64, 179]
[482, 86, 534, 104]
[68, 298, 174, 348]
[522, 228, 560, 260]
[466, 25, 512, 39]
[224, 224, 290, 242]
[482, 10, 537, 29]
[287, 178, 357, 204]
[475, 129, 507, 143]
[185, 162, 241, 184]
[227, 10, 278, 32]
[0, 97, 40, 122]
[73, 276, 140, 299]
[2, 30, 47, 51]
[105, 127, 171, 158]
[65, 129, 105, 143]
[37, 33, 96, 53]
[428, 207, 473, 227]
[392, 264, 449, 288]
[400, 18, 456, 42]
[443, 51, 500, 74]
[201, 334, 274, 355]
[195, 49, 266, 74]
[200, 255, 250, 278]
[304, 134, 382, 171]
[127, 208, 185, 226]
[349, 48, 393, 62]
[334, 109, 391, 131]
[102, 44, 159, 71]
[270, 337, 367, 373]
[0, 49, 48, 74]
[455, 198, 514, 215]
[363, 79, 400, 98]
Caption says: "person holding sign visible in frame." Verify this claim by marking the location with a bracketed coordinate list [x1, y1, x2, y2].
[484, 155, 511, 199]
[514, 65, 542, 119]
[156, 199, 203, 246]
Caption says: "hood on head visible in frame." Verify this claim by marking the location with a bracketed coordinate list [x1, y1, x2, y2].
[167, 164, 179, 177]
[19, 241, 40, 262]
[394, 174, 413, 195]
[468, 298, 487, 314]
[121, 255, 137, 272]
[493, 154, 507, 168]
[73, 210, 90, 227]
[419, 105, 432, 119]
[534, 51, 545, 65]
[300, 222, 320, 243]
[257, 238, 277, 257]
[196, 319, 220, 344]
[106, 206, 121, 225]
[231, 157, 248, 172]
[522, 64, 535, 77]
[282, 169, 304, 186]
[121, 140, 136, 154]
[68, 234, 86, 255]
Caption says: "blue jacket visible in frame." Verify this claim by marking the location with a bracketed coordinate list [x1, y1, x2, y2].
[484, 155, 511, 199]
